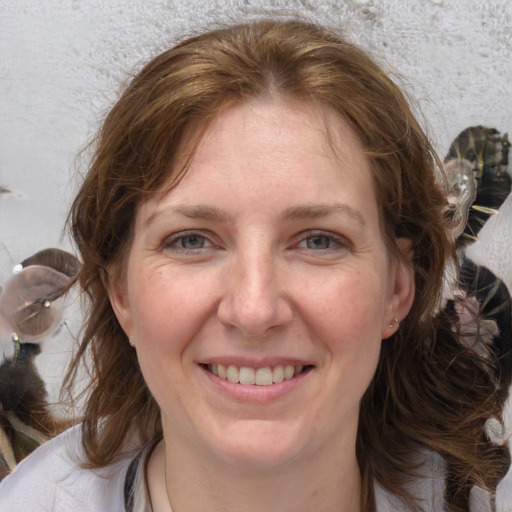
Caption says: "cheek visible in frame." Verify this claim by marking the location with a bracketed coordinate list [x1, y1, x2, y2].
[129, 270, 218, 359]
[303, 270, 386, 377]
[305, 269, 388, 337]
[129, 278, 199, 408]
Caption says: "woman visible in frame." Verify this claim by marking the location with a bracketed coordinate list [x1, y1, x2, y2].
[0, 19, 509, 512]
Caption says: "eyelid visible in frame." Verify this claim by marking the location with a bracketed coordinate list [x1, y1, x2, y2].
[160, 230, 216, 251]
[295, 230, 350, 250]
[158, 229, 350, 254]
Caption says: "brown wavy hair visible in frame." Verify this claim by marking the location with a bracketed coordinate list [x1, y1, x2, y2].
[65, 19, 509, 511]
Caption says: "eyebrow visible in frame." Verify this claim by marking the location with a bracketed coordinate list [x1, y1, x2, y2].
[145, 204, 233, 226]
[280, 203, 366, 225]
[145, 202, 365, 226]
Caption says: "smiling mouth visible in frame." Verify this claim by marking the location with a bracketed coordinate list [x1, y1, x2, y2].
[203, 364, 311, 386]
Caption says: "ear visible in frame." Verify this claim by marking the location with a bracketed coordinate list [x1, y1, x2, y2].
[106, 271, 134, 339]
[381, 238, 415, 339]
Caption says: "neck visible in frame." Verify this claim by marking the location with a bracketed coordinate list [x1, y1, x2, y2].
[148, 434, 362, 512]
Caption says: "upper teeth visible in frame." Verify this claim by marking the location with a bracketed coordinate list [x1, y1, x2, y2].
[208, 364, 304, 385]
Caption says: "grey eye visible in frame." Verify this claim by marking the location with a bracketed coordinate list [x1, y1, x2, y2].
[179, 235, 206, 249]
[305, 236, 332, 249]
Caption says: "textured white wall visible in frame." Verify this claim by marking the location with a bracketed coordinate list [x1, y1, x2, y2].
[0, 0, 511, 405]
[1, 0, 511, 275]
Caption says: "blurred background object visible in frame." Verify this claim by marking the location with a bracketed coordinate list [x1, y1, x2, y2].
[0, 248, 80, 479]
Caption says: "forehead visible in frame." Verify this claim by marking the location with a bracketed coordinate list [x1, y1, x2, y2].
[194, 99, 362, 166]
[141, 99, 377, 220]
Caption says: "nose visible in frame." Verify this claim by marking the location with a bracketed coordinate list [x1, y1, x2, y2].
[217, 250, 293, 338]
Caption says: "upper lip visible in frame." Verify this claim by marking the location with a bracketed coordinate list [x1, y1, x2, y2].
[199, 357, 313, 368]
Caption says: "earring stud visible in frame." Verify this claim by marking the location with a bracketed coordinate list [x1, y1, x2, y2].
[388, 317, 399, 330]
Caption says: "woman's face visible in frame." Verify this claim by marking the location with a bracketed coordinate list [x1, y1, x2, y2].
[110, 99, 414, 469]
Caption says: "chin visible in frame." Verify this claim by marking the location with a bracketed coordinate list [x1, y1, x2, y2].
[205, 420, 314, 470]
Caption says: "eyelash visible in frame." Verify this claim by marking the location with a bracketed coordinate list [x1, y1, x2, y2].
[295, 231, 348, 252]
[160, 230, 349, 255]
[161, 231, 214, 253]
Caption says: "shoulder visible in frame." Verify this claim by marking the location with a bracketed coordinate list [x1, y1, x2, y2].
[374, 449, 446, 512]
[374, 447, 512, 512]
[0, 424, 137, 512]
[496, 442, 512, 512]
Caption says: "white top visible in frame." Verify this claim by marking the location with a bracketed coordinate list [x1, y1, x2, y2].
[1, 425, 512, 512]
[0, 426, 135, 512]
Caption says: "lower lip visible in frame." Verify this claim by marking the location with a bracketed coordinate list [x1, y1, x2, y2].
[199, 365, 312, 403]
